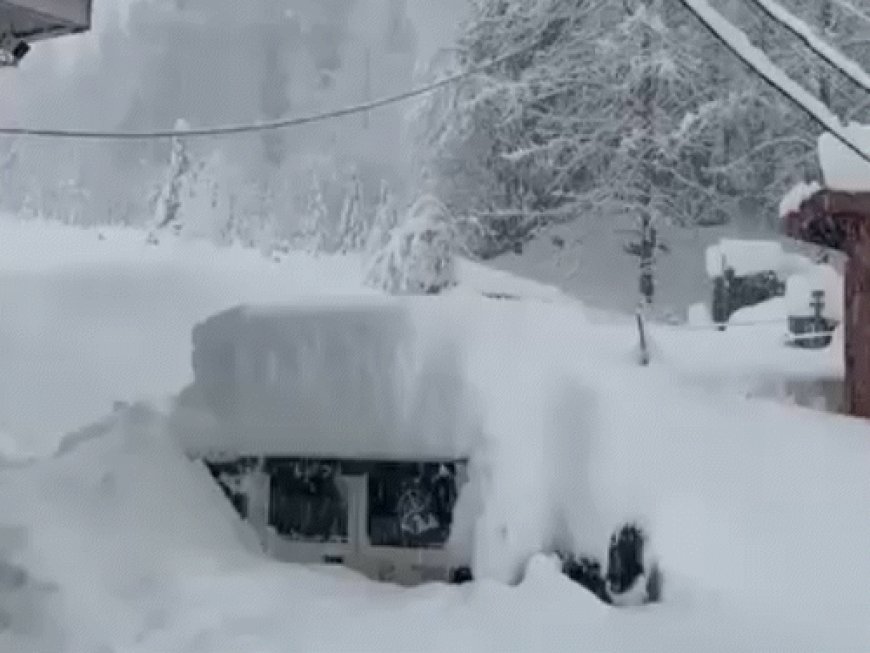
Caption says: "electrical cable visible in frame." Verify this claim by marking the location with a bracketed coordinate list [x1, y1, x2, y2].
[0, 41, 531, 141]
[746, 0, 870, 95]
[677, 0, 870, 167]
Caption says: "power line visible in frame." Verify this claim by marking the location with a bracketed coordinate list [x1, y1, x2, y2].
[747, 0, 870, 95]
[0, 44, 526, 141]
[831, 0, 870, 28]
[678, 0, 870, 167]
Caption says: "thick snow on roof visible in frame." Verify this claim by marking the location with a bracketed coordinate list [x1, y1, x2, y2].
[786, 264, 843, 320]
[818, 123, 870, 192]
[172, 297, 483, 461]
[705, 239, 784, 277]
[779, 181, 821, 219]
[704, 239, 814, 278]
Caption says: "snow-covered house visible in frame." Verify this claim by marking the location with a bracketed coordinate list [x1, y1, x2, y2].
[0, 0, 91, 64]
[169, 297, 478, 585]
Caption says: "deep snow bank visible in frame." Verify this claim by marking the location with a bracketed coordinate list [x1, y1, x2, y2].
[0, 404, 260, 652]
[0, 217, 371, 449]
[2, 218, 869, 651]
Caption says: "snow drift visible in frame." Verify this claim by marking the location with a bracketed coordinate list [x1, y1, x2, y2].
[2, 217, 869, 651]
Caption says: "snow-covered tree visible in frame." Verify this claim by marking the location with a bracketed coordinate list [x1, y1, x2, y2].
[417, 0, 870, 255]
[148, 118, 194, 244]
[366, 179, 400, 256]
[366, 194, 458, 295]
[337, 172, 368, 253]
[181, 150, 235, 244]
[299, 170, 331, 254]
[148, 122, 237, 247]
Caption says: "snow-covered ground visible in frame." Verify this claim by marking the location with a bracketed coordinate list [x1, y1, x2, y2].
[1, 216, 868, 652]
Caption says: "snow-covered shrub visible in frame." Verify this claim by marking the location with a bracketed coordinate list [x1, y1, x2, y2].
[365, 194, 458, 295]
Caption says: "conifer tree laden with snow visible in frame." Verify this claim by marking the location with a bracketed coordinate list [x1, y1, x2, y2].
[299, 170, 331, 255]
[148, 119, 194, 244]
[367, 180, 400, 256]
[182, 151, 235, 245]
[366, 194, 458, 295]
[337, 172, 368, 254]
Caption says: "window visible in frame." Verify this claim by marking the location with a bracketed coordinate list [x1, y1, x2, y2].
[367, 462, 459, 549]
[268, 460, 348, 543]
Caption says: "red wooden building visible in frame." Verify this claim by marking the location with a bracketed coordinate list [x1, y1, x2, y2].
[782, 190, 870, 418]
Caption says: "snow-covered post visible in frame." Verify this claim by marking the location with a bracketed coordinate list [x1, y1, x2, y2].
[781, 125, 870, 417]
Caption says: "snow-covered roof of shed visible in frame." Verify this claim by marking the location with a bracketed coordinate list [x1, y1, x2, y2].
[705, 239, 785, 278]
[174, 297, 482, 461]
[779, 182, 822, 219]
[786, 264, 843, 320]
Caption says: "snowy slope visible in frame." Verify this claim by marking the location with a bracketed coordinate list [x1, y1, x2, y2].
[1, 217, 868, 652]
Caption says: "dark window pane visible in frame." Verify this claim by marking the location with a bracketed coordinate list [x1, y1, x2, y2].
[268, 461, 348, 543]
[367, 463, 459, 549]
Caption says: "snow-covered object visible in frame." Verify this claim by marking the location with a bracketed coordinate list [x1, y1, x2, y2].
[172, 298, 481, 461]
[786, 264, 843, 320]
[818, 123, 870, 192]
[705, 239, 784, 278]
[779, 181, 821, 219]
